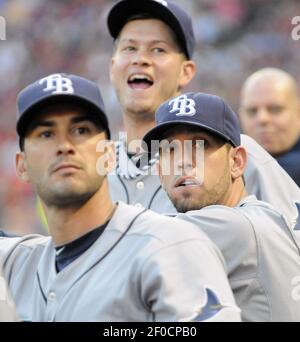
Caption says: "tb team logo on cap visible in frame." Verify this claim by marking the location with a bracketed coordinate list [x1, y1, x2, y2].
[169, 94, 196, 116]
[39, 73, 74, 95]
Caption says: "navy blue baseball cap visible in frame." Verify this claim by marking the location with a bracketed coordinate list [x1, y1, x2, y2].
[17, 73, 111, 139]
[107, 0, 195, 59]
[143, 92, 241, 149]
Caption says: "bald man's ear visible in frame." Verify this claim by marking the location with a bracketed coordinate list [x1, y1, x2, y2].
[230, 146, 247, 180]
[297, 100, 300, 129]
[16, 152, 30, 183]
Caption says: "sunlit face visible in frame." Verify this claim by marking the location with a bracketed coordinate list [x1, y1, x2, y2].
[16, 105, 108, 208]
[159, 127, 232, 213]
[240, 79, 300, 156]
[110, 19, 194, 119]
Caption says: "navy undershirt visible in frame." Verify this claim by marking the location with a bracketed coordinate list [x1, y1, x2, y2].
[55, 221, 109, 273]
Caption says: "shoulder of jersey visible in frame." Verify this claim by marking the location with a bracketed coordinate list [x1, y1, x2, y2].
[5, 234, 49, 252]
[241, 134, 273, 163]
[178, 204, 254, 238]
[123, 202, 211, 245]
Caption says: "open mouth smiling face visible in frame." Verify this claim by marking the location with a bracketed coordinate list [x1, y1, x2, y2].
[127, 73, 154, 90]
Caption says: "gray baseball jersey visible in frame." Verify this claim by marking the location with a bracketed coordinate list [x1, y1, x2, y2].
[0, 202, 240, 322]
[108, 140, 176, 213]
[242, 134, 300, 229]
[109, 135, 300, 228]
[0, 267, 18, 322]
[176, 195, 300, 322]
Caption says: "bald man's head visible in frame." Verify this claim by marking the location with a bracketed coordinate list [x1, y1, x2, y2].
[239, 68, 300, 156]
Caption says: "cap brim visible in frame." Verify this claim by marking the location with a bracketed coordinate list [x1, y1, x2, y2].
[143, 121, 235, 152]
[17, 94, 111, 139]
[107, 0, 189, 58]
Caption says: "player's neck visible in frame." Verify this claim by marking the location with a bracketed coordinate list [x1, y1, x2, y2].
[221, 178, 248, 207]
[44, 179, 116, 246]
[123, 113, 155, 153]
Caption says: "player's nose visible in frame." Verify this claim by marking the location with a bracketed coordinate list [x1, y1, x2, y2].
[56, 136, 75, 156]
[176, 157, 194, 175]
[256, 107, 271, 125]
[131, 49, 152, 66]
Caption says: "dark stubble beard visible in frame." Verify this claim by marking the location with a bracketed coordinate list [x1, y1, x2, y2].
[35, 177, 104, 209]
[170, 162, 232, 213]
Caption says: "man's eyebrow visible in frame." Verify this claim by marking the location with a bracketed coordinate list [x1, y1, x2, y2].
[29, 120, 55, 131]
[119, 38, 169, 45]
[71, 115, 106, 132]
[118, 38, 136, 44]
[28, 115, 91, 132]
[150, 39, 169, 45]
[70, 115, 92, 124]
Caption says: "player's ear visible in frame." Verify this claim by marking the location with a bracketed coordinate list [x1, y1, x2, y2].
[230, 146, 247, 180]
[109, 57, 115, 84]
[16, 151, 30, 183]
[178, 60, 197, 91]
[109, 43, 119, 85]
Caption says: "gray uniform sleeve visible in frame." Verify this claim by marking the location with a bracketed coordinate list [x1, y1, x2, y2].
[242, 134, 300, 228]
[139, 238, 241, 322]
[0, 235, 45, 264]
[0, 267, 18, 322]
[177, 207, 257, 279]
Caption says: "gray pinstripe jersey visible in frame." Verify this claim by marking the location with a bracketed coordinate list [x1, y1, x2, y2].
[109, 134, 300, 227]
[0, 202, 240, 322]
[176, 195, 300, 322]
[0, 267, 18, 322]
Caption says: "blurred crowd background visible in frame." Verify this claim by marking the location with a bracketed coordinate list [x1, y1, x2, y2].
[0, 0, 299, 235]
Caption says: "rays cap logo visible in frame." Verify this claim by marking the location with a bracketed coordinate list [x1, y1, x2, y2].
[107, 0, 195, 59]
[143, 92, 241, 151]
[16, 73, 110, 140]
[39, 73, 74, 94]
[169, 94, 196, 116]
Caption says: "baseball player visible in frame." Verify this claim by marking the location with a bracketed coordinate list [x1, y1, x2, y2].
[107, 0, 300, 228]
[0, 74, 240, 322]
[0, 267, 18, 322]
[143, 92, 300, 322]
